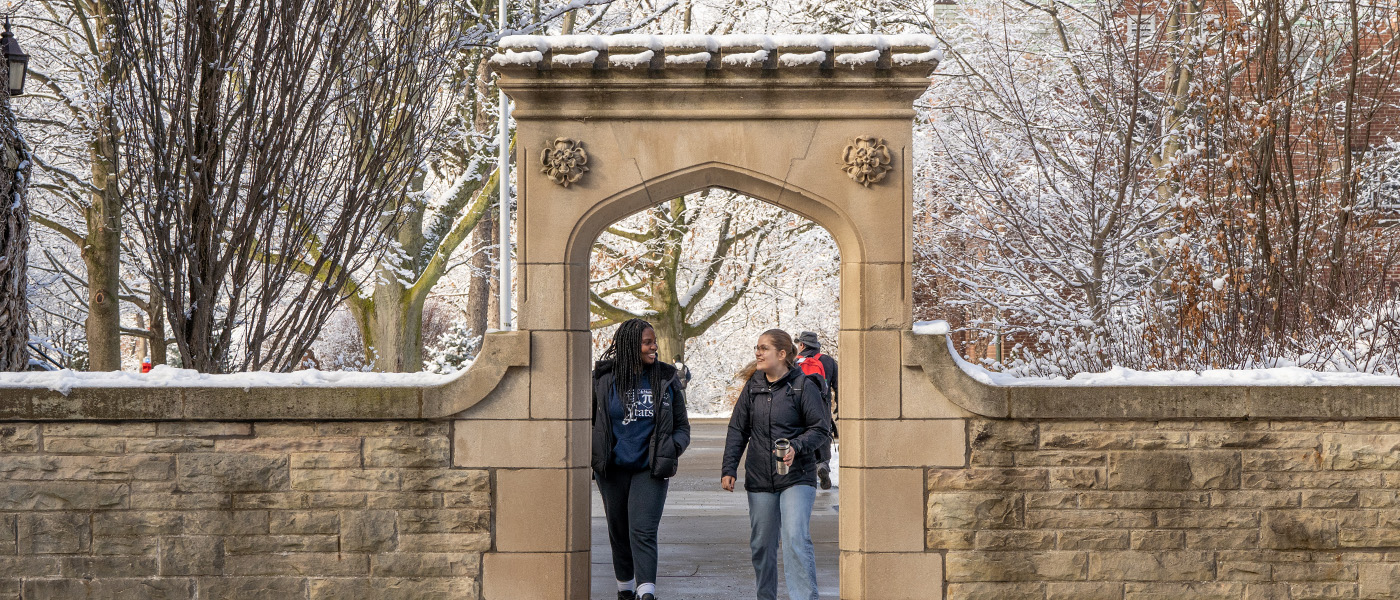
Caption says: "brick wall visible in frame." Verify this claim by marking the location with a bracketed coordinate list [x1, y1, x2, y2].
[929, 419, 1400, 599]
[0, 421, 489, 599]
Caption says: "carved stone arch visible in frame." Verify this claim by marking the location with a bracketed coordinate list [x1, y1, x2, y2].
[469, 34, 945, 600]
[566, 162, 866, 269]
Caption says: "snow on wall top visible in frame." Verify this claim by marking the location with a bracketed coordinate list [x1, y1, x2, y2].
[492, 34, 942, 71]
[912, 321, 1400, 388]
[0, 364, 469, 395]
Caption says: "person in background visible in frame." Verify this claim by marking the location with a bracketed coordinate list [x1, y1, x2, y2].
[592, 318, 692, 600]
[140, 358, 153, 373]
[674, 354, 692, 390]
[794, 331, 837, 489]
[721, 329, 831, 600]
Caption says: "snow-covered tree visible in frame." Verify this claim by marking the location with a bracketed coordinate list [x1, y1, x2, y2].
[423, 319, 481, 374]
[111, 0, 471, 373]
[19, 0, 133, 371]
[339, 0, 687, 372]
[589, 189, 841, 411]
[918, 0, 1400, 375]
[590, 190, 784, 363]
[917, 0, 1177, 375]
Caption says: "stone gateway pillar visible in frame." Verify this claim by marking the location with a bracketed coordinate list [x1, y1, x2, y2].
[487, 34, 947, 600]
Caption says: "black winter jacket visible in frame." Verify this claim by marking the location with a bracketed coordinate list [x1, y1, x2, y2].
[721, 367, 832, 493]
[591, 360, 691, 479]
[799, 348, 838, 399]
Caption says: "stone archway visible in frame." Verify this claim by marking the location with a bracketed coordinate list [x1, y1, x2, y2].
[482, 34, 952, 600]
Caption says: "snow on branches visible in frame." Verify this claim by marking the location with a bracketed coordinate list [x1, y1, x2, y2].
[918, 0, 1400, 377]
[589, 189, 839, 413]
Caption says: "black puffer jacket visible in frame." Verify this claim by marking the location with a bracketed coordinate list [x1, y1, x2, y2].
[591, 360, 691, 479]
[721, 367, 832, 493]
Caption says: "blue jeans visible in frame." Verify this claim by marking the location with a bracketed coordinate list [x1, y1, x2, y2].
[747, 485, 819, 600]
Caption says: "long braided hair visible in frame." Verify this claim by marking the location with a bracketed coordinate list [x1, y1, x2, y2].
[600, 318, 664, 416]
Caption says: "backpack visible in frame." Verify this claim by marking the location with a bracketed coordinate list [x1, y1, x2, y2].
[796, 354, 832, 406]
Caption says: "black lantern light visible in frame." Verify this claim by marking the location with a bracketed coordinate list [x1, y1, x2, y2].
[1, 18, 27, 97]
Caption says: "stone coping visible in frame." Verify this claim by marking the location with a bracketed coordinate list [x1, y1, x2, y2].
[491, 34, 940, 121]
[903, 330, 1400, 420]
[490, 33, 940, 76]
[0, 331, 529, 421]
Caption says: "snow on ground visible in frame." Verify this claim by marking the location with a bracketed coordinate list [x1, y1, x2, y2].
[0, 364, 468, 395]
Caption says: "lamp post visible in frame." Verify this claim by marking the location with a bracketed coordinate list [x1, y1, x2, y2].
[0, 17, 27, 97]
[497, 0, 513, 331]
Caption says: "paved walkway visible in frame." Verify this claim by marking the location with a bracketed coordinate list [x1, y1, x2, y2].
[591, 418, 839, 600]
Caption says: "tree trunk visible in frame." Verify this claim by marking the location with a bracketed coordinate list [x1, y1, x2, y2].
[148, 291, 166, 366]
[651, 314, 685, 365]
[349, 282, 428, 373]
[0, 68, 32, 371]
[487, 209, 500, 331]
[466, 212, 493, 342]
[82, 1, 123, 372]
[1325, 0, 1363, 302]
[83, 172, 122, 370]
[133, 311, 147, 360]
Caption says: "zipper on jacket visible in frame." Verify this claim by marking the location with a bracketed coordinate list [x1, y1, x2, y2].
[766, 385, 776, 493]
[649, 384, 663, 476]
[648, 376, 674, 477]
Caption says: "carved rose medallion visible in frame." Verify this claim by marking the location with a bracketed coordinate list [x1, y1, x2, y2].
[842, 136, 893, 187]
[541, 138, 589, 187]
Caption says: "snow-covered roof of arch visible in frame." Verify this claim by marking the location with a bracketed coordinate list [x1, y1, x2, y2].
[491, 34, 942, 72]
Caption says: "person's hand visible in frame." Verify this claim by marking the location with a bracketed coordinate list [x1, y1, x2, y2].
[721, 475, 736, 492]
[782, 448, 795, 467]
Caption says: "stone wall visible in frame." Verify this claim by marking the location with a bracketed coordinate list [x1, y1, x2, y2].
[0, 420, 489, 599]
[929, 418, 1400, 600]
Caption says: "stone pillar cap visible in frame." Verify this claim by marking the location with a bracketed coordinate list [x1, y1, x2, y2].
[491, 33, 942, 73]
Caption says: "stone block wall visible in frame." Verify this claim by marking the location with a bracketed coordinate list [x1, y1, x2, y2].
[0, 421, 489, 599]
[929, 418, 1400, 599]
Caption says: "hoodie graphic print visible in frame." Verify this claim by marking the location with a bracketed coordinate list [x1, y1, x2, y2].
[609, 378, 655, 470]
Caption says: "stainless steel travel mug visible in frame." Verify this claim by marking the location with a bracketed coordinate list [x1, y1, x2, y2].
[774, 438, 791, 475]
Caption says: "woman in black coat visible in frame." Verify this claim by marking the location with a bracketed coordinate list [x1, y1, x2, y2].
[592, 318, 691, 600]
[720, 329, 831, 600]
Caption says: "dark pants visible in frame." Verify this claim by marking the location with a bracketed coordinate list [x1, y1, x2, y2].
[594, 467, 670, 584]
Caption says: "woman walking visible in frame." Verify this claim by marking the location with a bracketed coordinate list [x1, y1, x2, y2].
[721, 329, 832, 600]
[593, 318, 692, 600]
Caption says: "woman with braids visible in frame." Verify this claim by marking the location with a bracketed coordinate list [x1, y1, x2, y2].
[592, 318, 691, 600]
[721, 329, 831, 600]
